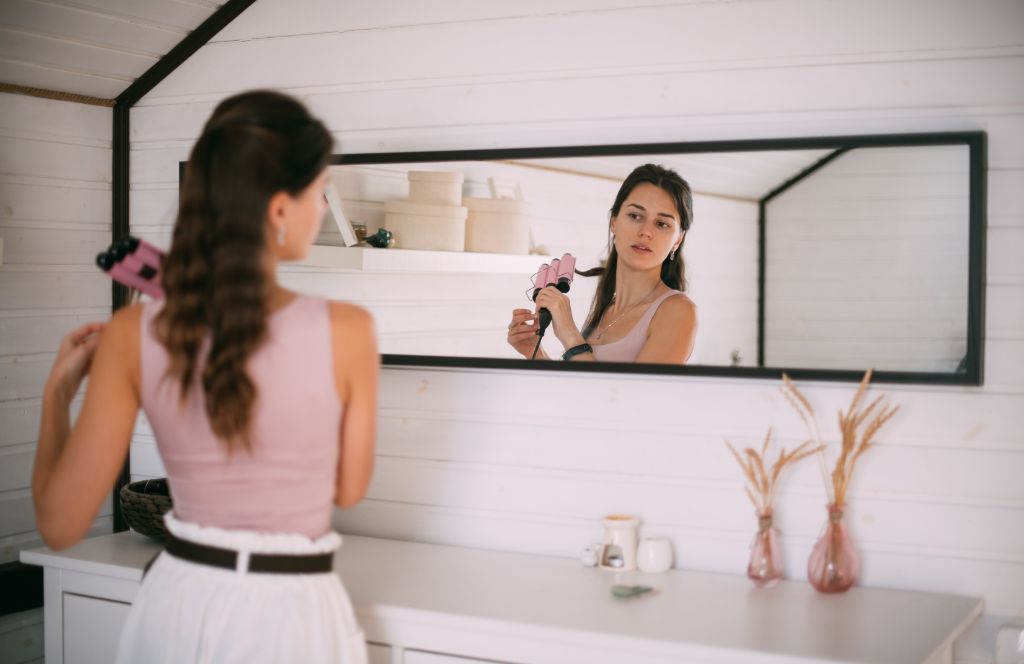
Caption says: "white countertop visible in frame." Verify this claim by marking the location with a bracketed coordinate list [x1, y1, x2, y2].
[23, 531, 983, 664]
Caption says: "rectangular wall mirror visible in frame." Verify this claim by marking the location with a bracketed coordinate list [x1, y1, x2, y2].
[186, 132, 985, 385]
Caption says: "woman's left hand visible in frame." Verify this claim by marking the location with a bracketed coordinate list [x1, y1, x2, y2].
[533, 286, 584, 350]
[45, 322, 106, 403]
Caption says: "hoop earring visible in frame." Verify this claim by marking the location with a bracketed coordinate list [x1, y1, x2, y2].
[276, 225, 287, 247]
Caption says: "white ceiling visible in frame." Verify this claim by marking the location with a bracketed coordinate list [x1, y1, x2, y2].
[515, 150, 835, 202]
[0, 0, 226, 101]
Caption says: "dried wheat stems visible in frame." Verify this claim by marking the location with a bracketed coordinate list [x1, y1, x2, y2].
[782, 369, 900, 507]
[725, 428, 822, 517]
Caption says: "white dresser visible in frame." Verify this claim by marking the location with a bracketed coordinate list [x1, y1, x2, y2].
[22, 531, 982, 664]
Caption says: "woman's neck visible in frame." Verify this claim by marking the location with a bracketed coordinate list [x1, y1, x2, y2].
[612, 263, 663, 308]
[261, 253, 294, 312]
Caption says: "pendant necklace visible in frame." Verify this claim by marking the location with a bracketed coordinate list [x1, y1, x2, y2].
[594, 285, 661, 340]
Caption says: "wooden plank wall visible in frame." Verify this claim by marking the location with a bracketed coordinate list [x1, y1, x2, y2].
[124, 1, 1024, 655]
[765, 145, 970, 372]
[0, 92, 114, 566]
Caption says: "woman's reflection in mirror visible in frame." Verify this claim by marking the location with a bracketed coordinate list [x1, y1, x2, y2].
[507, 163, 697, 363]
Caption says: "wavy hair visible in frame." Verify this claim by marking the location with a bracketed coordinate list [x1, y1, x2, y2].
[579, 163, 693, 339]
[155, 90, 332, 449]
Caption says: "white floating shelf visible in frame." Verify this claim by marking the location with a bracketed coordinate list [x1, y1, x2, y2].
[288, 244, 551, 274]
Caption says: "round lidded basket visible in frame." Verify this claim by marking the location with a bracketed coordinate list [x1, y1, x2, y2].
[408, 170, 464, 206]
[119, 478, 173, 542]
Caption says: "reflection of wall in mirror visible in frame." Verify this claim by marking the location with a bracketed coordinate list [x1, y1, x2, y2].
[297, 160, 758, 364]
[765, 145, 969, 373]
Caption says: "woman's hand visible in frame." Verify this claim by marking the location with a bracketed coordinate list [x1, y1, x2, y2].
[533, 286, 584, 350]
[45, 322, 106, 404]
[507, 308, 544, 358]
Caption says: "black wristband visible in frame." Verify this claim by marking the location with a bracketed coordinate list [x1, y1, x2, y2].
[561, 343, 594, 361]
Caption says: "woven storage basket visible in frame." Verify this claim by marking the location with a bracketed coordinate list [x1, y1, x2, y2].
[119, 478, 172, 542]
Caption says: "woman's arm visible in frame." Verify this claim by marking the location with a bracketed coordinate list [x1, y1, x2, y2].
[33, 306, 141, 550]
[330, 302, 379, 508]
[634, 295, 698, 364]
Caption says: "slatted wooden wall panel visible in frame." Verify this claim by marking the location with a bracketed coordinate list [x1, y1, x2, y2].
[0, 92, 114, 564]
[765, 145, 970, 372]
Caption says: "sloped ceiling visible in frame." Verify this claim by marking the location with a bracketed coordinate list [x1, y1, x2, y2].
[0, 0, 226, 102]
[515, 150, 835, 202]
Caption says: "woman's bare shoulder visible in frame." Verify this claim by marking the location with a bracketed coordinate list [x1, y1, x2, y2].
[656, 292, 697, 318]
[106, 302, 145, 338]
[327, 301, 375, 336]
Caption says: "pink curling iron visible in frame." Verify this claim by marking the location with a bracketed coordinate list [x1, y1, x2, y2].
[96, 236, 165, 299]
[529, 253, 576, 357]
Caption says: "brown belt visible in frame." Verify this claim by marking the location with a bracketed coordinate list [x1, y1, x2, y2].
[156, 530, 335, 574]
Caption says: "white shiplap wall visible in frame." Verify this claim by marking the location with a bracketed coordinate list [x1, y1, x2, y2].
[765, 145, 970, 372]
[126, 0, 1024, 656]
[0, 92, 114, 564]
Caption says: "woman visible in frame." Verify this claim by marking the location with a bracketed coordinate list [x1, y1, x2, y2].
[32, 90, 378, 663]
[507, 163, 697, 363]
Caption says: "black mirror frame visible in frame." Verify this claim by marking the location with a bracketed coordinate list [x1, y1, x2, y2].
[180, 130, 986, 386]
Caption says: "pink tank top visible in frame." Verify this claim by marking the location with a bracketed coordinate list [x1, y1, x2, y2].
[140, 295, 342, 538]
[589, 290, 687, 363]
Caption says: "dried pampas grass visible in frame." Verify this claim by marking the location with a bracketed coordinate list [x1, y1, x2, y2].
[782, 369, 899, 507]
[724, 428, 823, 516]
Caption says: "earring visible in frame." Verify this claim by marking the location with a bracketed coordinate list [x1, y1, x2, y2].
[276, 225, 287, 247]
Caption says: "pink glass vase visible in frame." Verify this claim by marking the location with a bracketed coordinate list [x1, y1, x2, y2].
[807, 503, 859, 593]
[747, 511, 783, 588]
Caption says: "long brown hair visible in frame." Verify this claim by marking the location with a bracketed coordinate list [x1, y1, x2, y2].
[156, 90, 332, 448]
[580, 163, 693, 339]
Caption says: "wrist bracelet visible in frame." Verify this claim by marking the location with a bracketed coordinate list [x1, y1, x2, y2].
[561, 343, 594, 361]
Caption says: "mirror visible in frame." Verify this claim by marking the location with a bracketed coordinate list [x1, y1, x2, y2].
[269, 133, 984, 384]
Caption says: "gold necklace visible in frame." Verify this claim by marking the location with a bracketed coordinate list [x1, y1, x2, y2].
[594, 285, 661, 340]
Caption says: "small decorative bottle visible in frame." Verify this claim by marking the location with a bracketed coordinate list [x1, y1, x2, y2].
[747, 510, 783, 588]
[807, 503, 859, 593]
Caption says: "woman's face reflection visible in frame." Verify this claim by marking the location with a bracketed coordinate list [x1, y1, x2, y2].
[610, 182, 683, 270]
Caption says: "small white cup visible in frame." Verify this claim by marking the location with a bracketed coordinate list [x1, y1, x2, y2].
[637, 537, 673, 573]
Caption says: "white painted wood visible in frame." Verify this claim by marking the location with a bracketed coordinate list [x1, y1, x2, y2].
[0, 59, 128, 99]
[43, 567, 63, 664]
[21, 532, 986, 664]
[0, 93, 109, 143]
[62, 594, 130, 664]
[404, 652, 504, 664]
[0, 227, 111, 265]
[765, 145, 970, 375]
[54, 0, 222, 33]
[0, 310, 110, 357]
[0, 0, 223, 98]
[0, 29, 157, 79]
[0, 92, 111, 567]
[0, 0, 185, 57]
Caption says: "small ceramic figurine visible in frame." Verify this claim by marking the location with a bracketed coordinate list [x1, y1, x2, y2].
[580, 542, 602, 567]
[366, 228, 394, 248]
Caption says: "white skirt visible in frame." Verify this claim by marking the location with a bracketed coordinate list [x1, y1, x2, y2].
[116, 513, 367, 664]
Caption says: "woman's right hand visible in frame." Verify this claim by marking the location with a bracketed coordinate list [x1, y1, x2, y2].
[507, 308, 544, 359]
[45, 322, 106, 404]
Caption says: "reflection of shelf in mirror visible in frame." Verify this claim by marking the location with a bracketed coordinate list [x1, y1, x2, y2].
[288, 245, 551, 274]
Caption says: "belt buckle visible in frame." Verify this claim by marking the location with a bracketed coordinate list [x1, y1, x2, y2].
[235, 549, 250, 574]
